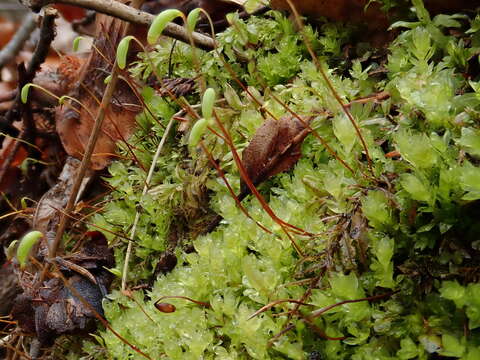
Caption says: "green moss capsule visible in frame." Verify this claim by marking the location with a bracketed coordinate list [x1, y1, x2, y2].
[21, 83, 33, 104]
[186, 8, 201, 33]
[148, 9, 184, 45]
[202, 88, 216, 121]
[16, 230, 43, 268]
[116, 35, 135, 70]
[189, 118, 208, 147]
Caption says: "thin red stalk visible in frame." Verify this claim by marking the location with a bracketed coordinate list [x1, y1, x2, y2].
[76, 82, 147, 173]
[284, 0, 374, 175]
[200, 141, 273, 235]
[267, 324, 296, 347]
[203, 13, 280, 122]
[300, 314, 346, 341]
[268, 92, 355, 174]
[248, 299, 314, 320]
[308, 291, 399, 320]
[212, 114, 306, 256]
[52, 266, 153, 360]
[154, 295, 210, 308]
[202, 18, 353, 243]
[109, 116, 147, 172]
[185, 13, 310, 249]
[124, 290, 158, 324]
[50, 205, 146, 246]
[119, 75, 160, 131]
[206, 125, 228, 142]
[81, 42, 158, 132]
[285, 271, 325, 325]
[213, 112, 311, 238]
[269, 291, 397, 345]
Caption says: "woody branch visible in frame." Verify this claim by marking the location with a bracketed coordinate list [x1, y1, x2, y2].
[20, 0, 217, 50]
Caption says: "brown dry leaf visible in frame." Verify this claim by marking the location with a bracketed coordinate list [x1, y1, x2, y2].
[33, 55, 86, 106]
[33, 157, 93, 247]
[12, 232, 115, 346]
[270, 0, 389, 29]
[423, 0, 480, 14]
[56, 15, 141, 170]
[240, 115, 311, 195]
[271, 0, 480, 30]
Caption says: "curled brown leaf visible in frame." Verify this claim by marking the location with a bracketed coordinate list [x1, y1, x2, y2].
[240, 115, 311, 196]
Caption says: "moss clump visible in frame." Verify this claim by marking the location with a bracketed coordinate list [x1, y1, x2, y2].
[82, 2, 480, 359]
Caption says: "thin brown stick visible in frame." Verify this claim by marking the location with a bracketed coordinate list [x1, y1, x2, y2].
[4, 7, 56, 125]
[285, 271, 324, 327]
[123, 290, 158, 324]
[48, 2, 144, 264]
[248, 299, 314, 320]
[18, 64, 38, 151]
[47, 75, 117, 260]
[344, 91, 390, 109]
[21, 0, 216, 50]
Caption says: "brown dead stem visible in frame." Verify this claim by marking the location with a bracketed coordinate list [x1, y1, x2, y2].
[22, 0, 216, 50]
[47, 1, 145, 271]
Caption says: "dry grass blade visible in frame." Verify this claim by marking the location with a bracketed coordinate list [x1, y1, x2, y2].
[121, 115, 176, 291]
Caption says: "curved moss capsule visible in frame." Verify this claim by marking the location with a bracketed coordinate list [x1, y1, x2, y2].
[16, 230, 43, 268]
[6, 240, 18, 261]
[186, 8, 201, 33]
[72, 36, 84, 52]
[202, 88, 216, 121]
[58, 95, 68, 105]
[147, 9, 183, 45]
[104, 267, 122, 278]
[20, 197, 28, 209]
[116, 35, 135, 70]
[21, 84, 33, 104]
[189, 118, 208, 147]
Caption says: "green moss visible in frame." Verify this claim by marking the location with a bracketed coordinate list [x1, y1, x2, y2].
[76, 2, 480, 359]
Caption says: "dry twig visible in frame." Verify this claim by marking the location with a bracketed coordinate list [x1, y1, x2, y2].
[21, 0, 216, 50]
